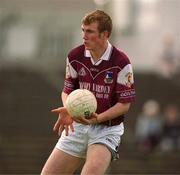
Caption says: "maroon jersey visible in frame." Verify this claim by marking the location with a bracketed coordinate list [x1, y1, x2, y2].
[63, 42, 135, 126]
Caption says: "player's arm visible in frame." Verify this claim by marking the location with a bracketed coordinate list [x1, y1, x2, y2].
[96, 102, 130, 123]
[77, 102, 130, 125]
[51, 55, 78, 136]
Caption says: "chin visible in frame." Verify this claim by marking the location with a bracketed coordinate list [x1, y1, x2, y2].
[84, 45, 91, 50]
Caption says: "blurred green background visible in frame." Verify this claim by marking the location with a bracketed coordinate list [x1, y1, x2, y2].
[0, 0, 180, 174]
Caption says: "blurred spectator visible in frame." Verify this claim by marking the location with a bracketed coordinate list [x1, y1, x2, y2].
[160, 104, 180, 152]
[135, 99, 163, 153]
[159, 34, 178, 78]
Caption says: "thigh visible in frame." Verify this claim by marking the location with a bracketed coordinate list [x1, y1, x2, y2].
[81, 144, 111, 175]
[41, 148, 82, 175]
[88, 123, 124, 160]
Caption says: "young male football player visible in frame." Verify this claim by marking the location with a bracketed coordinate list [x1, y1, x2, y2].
[41, 10, 135, 175]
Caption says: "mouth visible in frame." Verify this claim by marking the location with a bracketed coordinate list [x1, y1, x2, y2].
[84, 42, 89, 47]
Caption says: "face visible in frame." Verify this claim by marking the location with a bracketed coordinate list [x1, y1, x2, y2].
[81, 22, 107, 51]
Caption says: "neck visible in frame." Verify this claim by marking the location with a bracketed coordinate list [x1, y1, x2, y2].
[90, 41, 108, 61]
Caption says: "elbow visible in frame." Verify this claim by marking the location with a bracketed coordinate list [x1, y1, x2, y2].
[125, 103, 131, 113]
[119, 102, 131, 114]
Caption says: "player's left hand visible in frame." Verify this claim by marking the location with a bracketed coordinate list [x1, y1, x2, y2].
[73, 113, 99, 125]
[51, 107, 74, 136]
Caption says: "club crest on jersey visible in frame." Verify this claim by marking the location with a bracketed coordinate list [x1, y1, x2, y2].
[125, 72, 133, 88]
[78, 67, 86, 76]
[104, 71, 113, 84]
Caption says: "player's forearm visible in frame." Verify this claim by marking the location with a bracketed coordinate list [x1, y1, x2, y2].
[61, 91, 68, 107]
[97, 102, 130, 123]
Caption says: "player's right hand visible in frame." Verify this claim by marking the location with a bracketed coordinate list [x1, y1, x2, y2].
[72, 112, 99, 125]
[51, 107, 74, 136]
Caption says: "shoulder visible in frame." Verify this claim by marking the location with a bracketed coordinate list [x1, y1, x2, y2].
[68, 44, 85, 61]
[112, 46, 131, 68]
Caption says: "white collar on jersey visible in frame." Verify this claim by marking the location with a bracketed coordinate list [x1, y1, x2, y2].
[84, 41, 112, 61]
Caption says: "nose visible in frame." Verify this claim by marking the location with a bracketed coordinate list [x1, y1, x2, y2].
[82, 31, 87, 40]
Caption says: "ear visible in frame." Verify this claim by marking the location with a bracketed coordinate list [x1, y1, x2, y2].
[101, 31, 109, 39]
[104, 31, 109, 38]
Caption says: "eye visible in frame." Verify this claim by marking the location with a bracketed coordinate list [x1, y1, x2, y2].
[86, 29, 95, 34]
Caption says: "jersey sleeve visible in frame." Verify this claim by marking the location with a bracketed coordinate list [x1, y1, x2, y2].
[116, 64, 135, 103]
[63, 57, 79, 94]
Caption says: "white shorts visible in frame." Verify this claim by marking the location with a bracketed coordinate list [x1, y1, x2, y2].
[55, 122, 124, 160]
